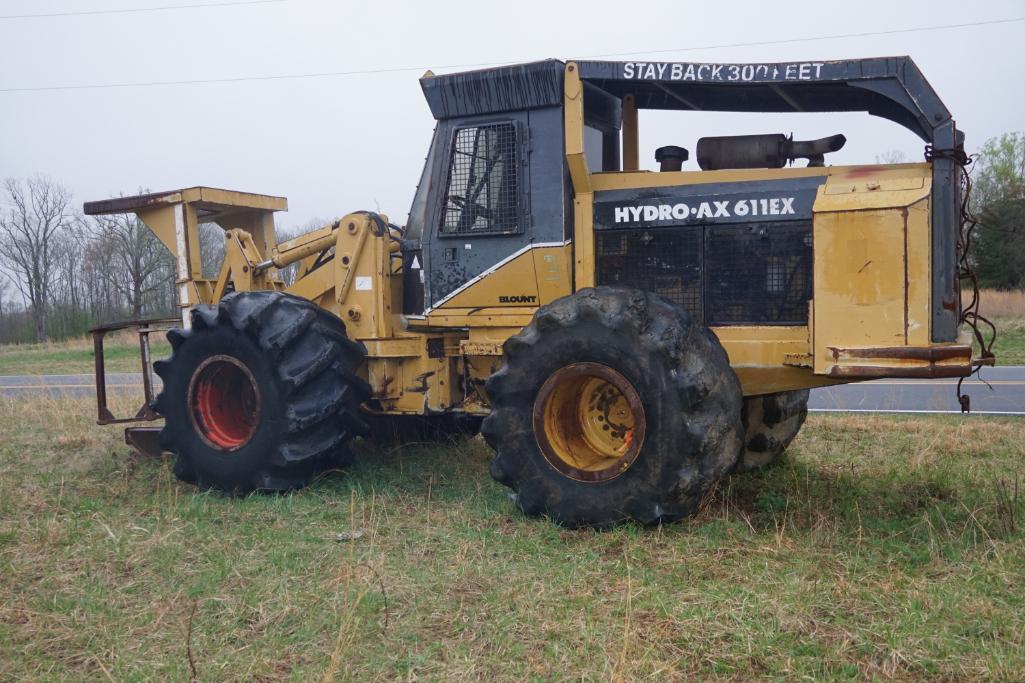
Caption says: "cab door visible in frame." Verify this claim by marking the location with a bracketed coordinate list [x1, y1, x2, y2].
[423, 113, 533, 311]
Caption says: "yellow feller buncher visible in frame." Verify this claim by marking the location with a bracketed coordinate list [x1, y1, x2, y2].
[86, 57, 991, 527]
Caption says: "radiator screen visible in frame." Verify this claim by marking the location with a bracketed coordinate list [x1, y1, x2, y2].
[595, 222, 812, 325]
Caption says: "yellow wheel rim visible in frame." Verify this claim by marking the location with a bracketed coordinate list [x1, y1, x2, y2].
[532, 362, 646, 483]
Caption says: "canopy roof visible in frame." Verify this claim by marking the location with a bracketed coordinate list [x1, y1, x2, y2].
[420, 56, 956, 144]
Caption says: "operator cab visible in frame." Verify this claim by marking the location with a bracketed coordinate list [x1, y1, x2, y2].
[405, 57, 965, 346]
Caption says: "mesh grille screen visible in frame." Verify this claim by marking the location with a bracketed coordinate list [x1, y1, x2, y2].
[595, 227, 703, 320]
[596, 221, 812, 325]
[440, 123, 520, 235]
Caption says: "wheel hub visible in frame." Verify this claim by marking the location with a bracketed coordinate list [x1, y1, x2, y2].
[532, 362, 646, 482]
[187, 355, 260, 451]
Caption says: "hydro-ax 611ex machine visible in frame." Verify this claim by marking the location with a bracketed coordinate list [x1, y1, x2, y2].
[86, 57, 989, 527]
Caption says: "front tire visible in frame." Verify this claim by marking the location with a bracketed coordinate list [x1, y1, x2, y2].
[482, 287, 743, 528]
[153, 291, 370, 494]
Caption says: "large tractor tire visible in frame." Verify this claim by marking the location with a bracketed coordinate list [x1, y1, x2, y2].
[482, 287, 744, 528]
[736, 390, 809, 472]
[153, 291, 370, 494]
[364, 413, 483, 446]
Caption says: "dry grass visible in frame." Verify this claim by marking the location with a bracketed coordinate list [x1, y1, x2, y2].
[0, 331, 170, 376]
[976, 288, 1025, 319]
[1, 395, 1023, 680]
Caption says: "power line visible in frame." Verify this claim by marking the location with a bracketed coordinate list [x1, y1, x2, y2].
[1, 15, 1022, 93]
[584, 16, 1025, 59]
[0, 0, 286, 20]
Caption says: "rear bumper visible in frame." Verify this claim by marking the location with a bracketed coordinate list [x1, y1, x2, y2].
[825, 344, 974, 380]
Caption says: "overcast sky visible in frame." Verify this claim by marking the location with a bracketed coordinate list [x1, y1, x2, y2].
[1, 0, 1023, 230]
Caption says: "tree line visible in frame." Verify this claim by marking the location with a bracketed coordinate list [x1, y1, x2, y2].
[971, 132, 1025, 290]
[0, 177, 239, 345]
[1, 132, 1022, 344]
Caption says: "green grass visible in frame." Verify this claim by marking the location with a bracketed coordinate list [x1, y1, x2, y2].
[0, 396, 1023, 679]
[0, 337, 171, 376]
[989, 318, 1025, 365]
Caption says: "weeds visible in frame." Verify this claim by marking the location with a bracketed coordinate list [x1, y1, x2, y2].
[0, 397, 1023, 679]
[993, 476, 1020, 536]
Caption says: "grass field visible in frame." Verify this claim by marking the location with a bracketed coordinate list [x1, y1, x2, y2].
[0, 395, 1022, 680]
[0, 331, 171, 376]
[974, 289, 1025, 365]
[984, 318, 1025, 365]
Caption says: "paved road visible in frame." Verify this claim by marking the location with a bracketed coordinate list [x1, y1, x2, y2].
[0, 373, 155, 399]
[1, 368, 1023, 415]
[809, 366, 1025, 415]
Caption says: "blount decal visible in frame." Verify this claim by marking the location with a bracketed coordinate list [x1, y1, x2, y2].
[614, 197, 797, 224]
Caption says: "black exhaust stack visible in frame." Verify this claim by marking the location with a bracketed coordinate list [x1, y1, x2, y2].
[696, 133, 846, 170]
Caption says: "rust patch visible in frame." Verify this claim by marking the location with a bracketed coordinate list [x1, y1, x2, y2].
[406, 371, 435, 394]
[828, 345, 971, 362]
[838, 166, 880, 179]
[426, 337, 445, 359]
[828, 365, 970, 380]
[83, 190, 184, 216]
[902, 206, 909, 345]
[90, 317, 177, 425]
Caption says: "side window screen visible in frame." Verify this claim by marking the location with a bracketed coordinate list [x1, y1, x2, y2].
[440, 122, 520, 235]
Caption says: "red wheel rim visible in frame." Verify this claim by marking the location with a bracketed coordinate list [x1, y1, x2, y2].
[187, 355, 260, 451]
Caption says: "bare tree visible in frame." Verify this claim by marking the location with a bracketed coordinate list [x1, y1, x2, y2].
[0, 275, 9, 318]
[93, 212, 174, 318]
[198, 223, 227, 278]
[875, 149, 910, 165]
[0, 176, 73, 341]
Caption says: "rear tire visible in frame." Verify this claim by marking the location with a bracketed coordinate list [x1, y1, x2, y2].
[736, 390, 809, 472]
[153, 291, 370, 494]
[482, 287, 743, 528]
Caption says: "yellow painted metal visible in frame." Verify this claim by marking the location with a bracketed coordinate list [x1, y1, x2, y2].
[363, 337, 422, 358]
[707, 325, 839, 395]
[621, 93, 638, 171]
[135, 205, 180, 257]
[535, 363, 642, 480]
[429, 243, 571, 310]
[334, 220, 371, 311]
[564, 63, 596, 290]
[178, 186, 287, 213]
[271, 231, 337, 269]
[713, 325, 809, 365]
[105, 187, 288, 320]
[812, 165, 936, 376]
[533, 244, 573, 304]
[572, 198, 595, 290]
[423, 310, 537, 328]
[285, 256, 335, 303]
[563, 63, 590, 194]
[438, 247, 539, 309]
[544, 374, 635, 468]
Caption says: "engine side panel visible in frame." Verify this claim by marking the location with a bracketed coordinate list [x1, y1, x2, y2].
[593, 176, 823, 327]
